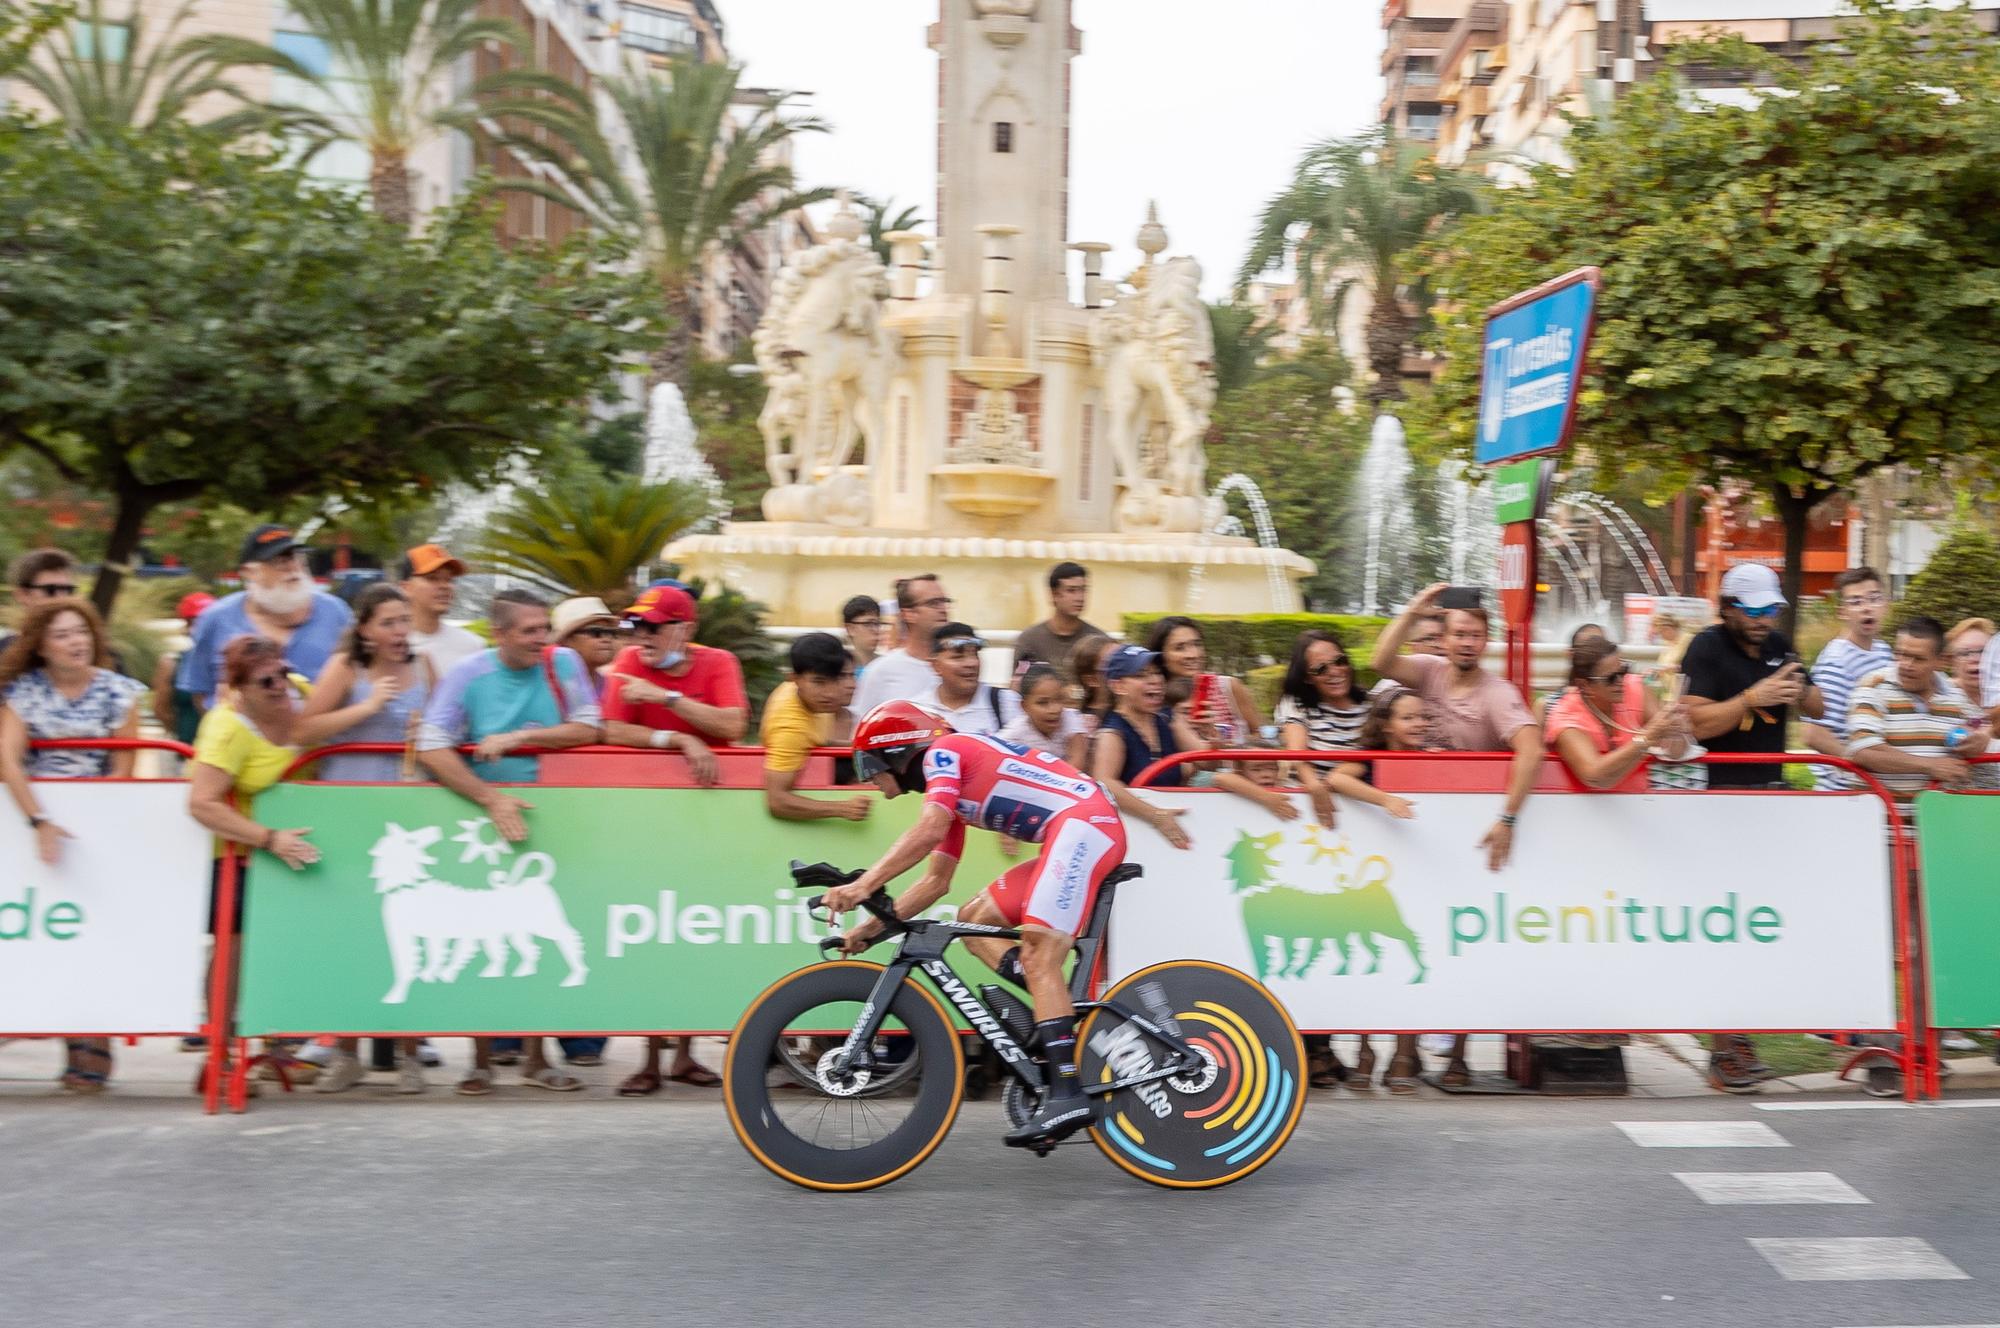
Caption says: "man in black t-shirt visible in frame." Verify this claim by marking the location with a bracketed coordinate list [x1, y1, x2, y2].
[1681, 563, 1825, 789]
[1679, 562, 1826, 1096]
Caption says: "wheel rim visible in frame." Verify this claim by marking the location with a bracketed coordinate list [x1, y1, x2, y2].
[761, 1000, 929, 1152]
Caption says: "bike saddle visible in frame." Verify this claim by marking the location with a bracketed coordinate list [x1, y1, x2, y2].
[1104, 864, 1144, 887]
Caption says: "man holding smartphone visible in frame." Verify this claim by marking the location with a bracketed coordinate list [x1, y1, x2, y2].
[1679, 562, 1825, 1095]
[1372, 582, 1541, 874]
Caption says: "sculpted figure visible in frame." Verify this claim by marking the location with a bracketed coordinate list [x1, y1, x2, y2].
[1095, 255, 1217, 531]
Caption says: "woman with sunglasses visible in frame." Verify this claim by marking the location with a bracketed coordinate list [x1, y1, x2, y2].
[0, 597, 146, 1094]
[1275, 630, 1372, 825]
[1544, 638, 1692, 790]
[186, 635, 320, 1095]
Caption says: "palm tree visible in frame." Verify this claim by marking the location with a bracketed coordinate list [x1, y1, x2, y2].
[189, 0, 544, 227]
[3, 1, 77, 81]
[853, 192, 924, 266]
[475, 58, 832, 390]
[1205, 302, 1277, 399]
[11, 0, 290, 142]
[473, 475, 713, 605]
[1239, 129, 1488, 408]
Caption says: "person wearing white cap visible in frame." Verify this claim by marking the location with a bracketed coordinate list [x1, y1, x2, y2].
[551, 596, 623, 686]
[1679, 561, 1825, 1096]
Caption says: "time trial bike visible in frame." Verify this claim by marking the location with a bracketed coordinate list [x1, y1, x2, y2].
[722, 860, 1306, 1192]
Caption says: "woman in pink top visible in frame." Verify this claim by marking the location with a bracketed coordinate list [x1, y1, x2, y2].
[1545, 639, 1691, 789]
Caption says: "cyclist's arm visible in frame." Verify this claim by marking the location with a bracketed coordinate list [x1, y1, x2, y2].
[846, 801, 955, 900]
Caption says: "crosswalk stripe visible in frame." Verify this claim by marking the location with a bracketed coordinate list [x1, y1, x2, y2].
[1674, 1171, 1869, 1205]
[1750, 1237, 1968, 1281]
[1616, 1120, 1788, 1148]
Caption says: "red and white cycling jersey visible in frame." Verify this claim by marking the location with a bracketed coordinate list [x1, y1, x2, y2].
[920, 733, 1114, 860]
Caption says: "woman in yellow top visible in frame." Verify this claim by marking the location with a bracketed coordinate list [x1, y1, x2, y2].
[186, 635, 319, 1091]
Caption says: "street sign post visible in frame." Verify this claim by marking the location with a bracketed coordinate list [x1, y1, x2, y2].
[1476, 267, 1600, 694]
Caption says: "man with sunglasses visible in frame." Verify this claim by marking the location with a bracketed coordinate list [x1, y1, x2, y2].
[1680, 562, 1824, 1094]
[0, 548, 85, 655]
[918, 621, 1022, 735]
[849, 572, 955, 719]
[601, 585, 746, 776]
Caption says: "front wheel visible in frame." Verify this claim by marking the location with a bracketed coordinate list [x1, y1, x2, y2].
[1078, 960, 1305, 1189]
[724, 961, 965, 1192]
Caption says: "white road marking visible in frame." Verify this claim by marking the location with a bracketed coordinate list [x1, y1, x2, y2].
[1758, 1099, 2000, 1112]
[239, 1124, 319, 1137]
[1616, 1120, 1789, 1148]
[1674, 1171, 1869, 1205]
[1750, 1237, 1968, 1281]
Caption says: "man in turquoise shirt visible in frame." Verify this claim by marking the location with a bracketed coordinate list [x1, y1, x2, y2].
[415, 589, 602, 1095]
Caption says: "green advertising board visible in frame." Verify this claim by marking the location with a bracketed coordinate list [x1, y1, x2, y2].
[1915, 791, 2000, 1027]
[235, 785, 1018, 1036]
[1491, 458, 1547, 525]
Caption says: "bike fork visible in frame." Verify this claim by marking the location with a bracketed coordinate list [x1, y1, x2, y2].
[829, 959, 917, 1077]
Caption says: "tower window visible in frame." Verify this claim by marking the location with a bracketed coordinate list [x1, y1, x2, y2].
[993, 121, 1014, 153]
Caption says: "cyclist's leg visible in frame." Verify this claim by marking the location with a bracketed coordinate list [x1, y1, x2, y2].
[957, 875, 1031, 975]
[1004, 814, 1126, 1146]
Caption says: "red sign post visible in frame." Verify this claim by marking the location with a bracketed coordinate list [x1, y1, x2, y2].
[1498, 519, 1536, 693]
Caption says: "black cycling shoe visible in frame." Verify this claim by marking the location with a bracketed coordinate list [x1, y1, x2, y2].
[1004, 1093, 1097, 1149]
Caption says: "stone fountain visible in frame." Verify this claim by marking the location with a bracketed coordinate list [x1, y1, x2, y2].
[666, 1, 1312, 629]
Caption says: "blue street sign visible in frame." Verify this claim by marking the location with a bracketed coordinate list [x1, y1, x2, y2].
[1474, 268, 1599, 466]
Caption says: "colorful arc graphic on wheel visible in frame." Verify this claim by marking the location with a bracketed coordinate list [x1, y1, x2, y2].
[1096, 997, 1298, 1173]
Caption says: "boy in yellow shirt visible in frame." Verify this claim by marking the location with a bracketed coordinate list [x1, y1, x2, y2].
[762, 632, 870, 822]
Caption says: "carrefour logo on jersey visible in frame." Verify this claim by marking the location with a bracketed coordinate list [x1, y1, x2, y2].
[996, 758, 1093, 799]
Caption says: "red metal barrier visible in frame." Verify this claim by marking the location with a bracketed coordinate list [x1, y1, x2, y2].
[1130, 747, 1927, 1100]
[277, 742, 860, 790]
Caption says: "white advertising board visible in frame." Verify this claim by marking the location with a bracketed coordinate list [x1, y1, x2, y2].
[0, 782, 211, 1034]
[1109, 789, 1896, 1032]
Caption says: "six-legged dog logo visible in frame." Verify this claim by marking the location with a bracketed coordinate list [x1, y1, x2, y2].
[371, 819, 589, 1004]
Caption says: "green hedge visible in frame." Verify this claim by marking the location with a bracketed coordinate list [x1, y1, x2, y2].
[1120, 613, 1392, 687]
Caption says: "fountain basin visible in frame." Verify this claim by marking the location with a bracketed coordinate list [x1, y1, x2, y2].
[933, 465, 1056, 520]
[664, 527, 1313, 629]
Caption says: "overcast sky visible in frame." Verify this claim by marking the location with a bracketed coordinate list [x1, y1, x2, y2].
[725, 1, 1381, 298]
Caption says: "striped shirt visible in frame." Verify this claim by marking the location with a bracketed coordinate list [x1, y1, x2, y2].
[1273, 694, 1368, 770]
[1845, 670, 1975, 812]
[1809, 636, 1893, 789]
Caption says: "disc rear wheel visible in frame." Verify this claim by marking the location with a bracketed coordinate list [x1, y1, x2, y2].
[1078, 960, 1305, 1189]
[724, 961, 965, 1192]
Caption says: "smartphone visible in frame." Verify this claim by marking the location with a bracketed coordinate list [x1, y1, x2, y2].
[1438, 586, 1484, 611]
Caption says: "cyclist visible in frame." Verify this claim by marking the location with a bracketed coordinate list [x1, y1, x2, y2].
[822, 698, 1129, 1147]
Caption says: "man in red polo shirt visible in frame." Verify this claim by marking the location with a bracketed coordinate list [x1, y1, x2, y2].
[603, 584, 749, 1095]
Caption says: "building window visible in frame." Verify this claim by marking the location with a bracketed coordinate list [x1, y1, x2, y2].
[1407, 109, 1441, 141]
[73, 20, 129, 61]
[620, 3, 699, 57]
[1403, 56, 1437, 88]
[993, 121, 1013, 153]
[272, 30, 331, 77]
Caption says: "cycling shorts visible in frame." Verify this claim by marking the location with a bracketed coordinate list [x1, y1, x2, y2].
[985, 809, 1127, 936]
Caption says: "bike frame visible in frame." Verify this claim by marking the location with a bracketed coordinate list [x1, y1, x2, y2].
[823, 886, 1201, 1103]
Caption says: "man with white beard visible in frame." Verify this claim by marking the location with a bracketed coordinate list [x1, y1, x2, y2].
[176, 524, 353, 709]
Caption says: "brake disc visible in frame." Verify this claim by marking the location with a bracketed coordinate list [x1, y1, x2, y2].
[813, 1047, 873, 1098]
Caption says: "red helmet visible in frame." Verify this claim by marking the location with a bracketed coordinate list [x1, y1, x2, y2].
[176, 591, 216, 623]
[851, 700, 954, 782]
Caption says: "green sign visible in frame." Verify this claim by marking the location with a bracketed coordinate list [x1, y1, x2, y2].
[1492, 458, 1546, 525]
[1915, 791, 2000, 1027]
[236, 785, 1017, 1036]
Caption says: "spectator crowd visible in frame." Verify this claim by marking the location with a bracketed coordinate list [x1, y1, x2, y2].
[2, 525, 1991, 1104]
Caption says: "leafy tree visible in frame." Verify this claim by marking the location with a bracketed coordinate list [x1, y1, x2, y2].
[1206, 302, 1277, 398]
[1239, 128, 1488, 407]
[12, 0, 286, 142]
[471, 474, 713, 607]
[853, 191, 923, 266]
[1421, 1, 2000, 625]
[1900, 523, 2000, 629]
[475, 58, 832, 389]
[2, 1, 72, 80]
[0, 125, 653, 614]
[192, 0, 542, 227]
[686, 357, 770, 521]
[1205, 343, 1366, 610]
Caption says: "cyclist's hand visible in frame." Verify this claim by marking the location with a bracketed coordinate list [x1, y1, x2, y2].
[821, 880, 871, 913]
[837, 930, 873, 957]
